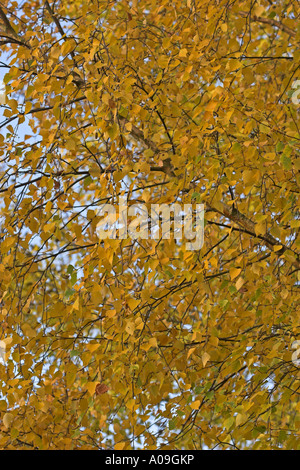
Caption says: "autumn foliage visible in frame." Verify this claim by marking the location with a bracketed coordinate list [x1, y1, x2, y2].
[0, 0, 299, 450]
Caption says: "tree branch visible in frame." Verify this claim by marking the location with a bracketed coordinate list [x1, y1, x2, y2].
[240, 12, 296, 37]
[0, 5, 18, 38]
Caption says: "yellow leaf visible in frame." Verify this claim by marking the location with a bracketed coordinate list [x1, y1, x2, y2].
[235, 277, 244, 291]
[243, 170, 254, 185]
[127, 398, 135, 411]
[115, 442, 126, 450]
[86, 343, 100, 353]
[236, 413, 245, 426]
[43, 222, 56, 233]
[127, 298, 140, 310]
[254, 222, 265, 236]
[148, 337, 157, 348]
[125, 322, 134, 335]
[210, 336, 219, 347]
[3, 413, 14, 428]
[0, 400, 7, 411]
[61, 41, 74, 56]
[106, 309, 116, 318]
[65, 138, 76, 151]
[191, 400, 200, 410]
[230, 268, 242, 280]
[2, 337, 12, 346]
[179, 48, 187, 57]
[86, 382, 97, 396]
[22, 323, 36, 338]
[72, 297, 80, 311]
[202, 352, 210, 367]
[187, 347, 196, 359]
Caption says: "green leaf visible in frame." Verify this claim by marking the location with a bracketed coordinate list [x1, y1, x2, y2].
[67, 264, 75, 274]
[65, 288, 75, 298]
[280, 154, 292, 170]
[70, 350, 80, 358]
[169, 419, 176, 430]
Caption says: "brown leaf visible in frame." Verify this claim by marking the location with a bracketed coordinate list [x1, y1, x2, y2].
[95, 383, 109, 395]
